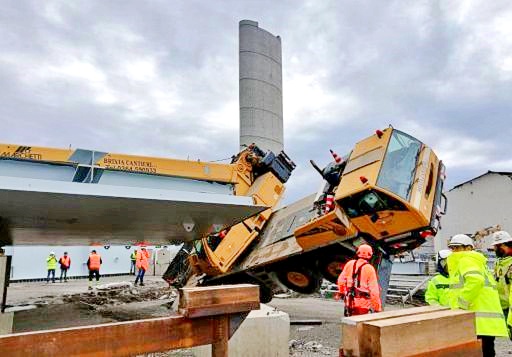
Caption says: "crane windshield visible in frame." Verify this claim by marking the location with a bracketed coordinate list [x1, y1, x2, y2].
[377, 130, 422, 200]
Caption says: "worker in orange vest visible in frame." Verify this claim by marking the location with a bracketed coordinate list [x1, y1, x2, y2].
[134, 247, 150, 286]
[87, 250, 102, 290]
[337, 244, 382, 316]
[58, 252, 71, 282]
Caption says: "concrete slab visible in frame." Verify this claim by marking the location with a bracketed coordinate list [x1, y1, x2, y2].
[192, 304, 289, 357]
[0, 312, 13, 335]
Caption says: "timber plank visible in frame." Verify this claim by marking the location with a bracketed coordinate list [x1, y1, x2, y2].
[0, 315, 215, 357]
[407, 340, 482, 357]
[359, 310, 476, 357]
[179, 284, 260, 318]
[0, 284, 260, 356]
[341, 305, 448, 356]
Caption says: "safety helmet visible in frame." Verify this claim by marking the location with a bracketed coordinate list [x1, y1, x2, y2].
[50, 251, 55, 255]
[491, 231, 512, 246]
[437, 249, 452, 261]
[356, 244, 373, 259]
[448, 234, 474, 248]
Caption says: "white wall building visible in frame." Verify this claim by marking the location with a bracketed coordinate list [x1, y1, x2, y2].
[435, 171, 512, 253]
[4, 245, 180, 281]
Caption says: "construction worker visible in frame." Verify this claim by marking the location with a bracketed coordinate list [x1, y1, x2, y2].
[447, 234, 508, 357]
[134, 247, 150, 286]
[424, 249, 451, 306]
[337, 244, 382, 316]
[130, 249, 137, 275]
[46, 252, 58, 283]
[58, 251, 71, 282]
[491, 230, 512, 335]
[87, 250, 102, 290]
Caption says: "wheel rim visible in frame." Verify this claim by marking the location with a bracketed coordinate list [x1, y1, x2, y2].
[326, 261, 344, 278]
[287, 272, 310, 288]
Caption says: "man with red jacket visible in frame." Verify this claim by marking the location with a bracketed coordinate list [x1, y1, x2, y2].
[337, 244, 382, 316]
[87, 250, 102, 290]
[134, 247, 150, 286]
[59, 252, 71, 282]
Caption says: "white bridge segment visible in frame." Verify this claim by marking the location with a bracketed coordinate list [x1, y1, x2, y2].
[0, 176, 265, 246]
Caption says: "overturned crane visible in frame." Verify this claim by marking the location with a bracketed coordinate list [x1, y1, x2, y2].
[164, 127, 447, 302]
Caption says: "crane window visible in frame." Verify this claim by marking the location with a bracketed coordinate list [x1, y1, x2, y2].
[377, 131, 421, 200]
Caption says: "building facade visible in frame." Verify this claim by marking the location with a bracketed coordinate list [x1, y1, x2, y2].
[435, 171, 512, 252]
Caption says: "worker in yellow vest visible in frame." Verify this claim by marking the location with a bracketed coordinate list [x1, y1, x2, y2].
[130, 249, 137, 275]
[447, 234, 508, 357]
[46, 252, 58, 283]
[87, 250, 102, 290]
[425, 249, 451, 306]
[491, 230, 512, 337]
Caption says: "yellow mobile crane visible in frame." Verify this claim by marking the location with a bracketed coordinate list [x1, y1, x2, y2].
[165, 127, 447, 302]
[0, 127, 445, 302]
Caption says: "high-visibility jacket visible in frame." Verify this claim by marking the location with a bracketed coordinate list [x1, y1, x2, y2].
[130, 251, 137, 261]
[46, 255, 58, 270]
[425, 273, 451, 307]
[494, 256, 512, 310]
[136, 250, 150, 271]
[337, 258, 382, 312]
[447, 250, 508, 337]
[59, 256, 71, 269]
[88, 253, 102, 270]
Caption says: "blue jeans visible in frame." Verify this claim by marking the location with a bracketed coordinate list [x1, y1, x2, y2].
[135, 268, 145, 284]
[47, 269, 55, 283]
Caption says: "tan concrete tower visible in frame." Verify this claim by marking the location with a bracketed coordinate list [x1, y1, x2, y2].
[239, 20, 284, 154]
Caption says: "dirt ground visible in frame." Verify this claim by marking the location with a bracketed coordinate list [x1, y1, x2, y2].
[6, 276, 512, 356]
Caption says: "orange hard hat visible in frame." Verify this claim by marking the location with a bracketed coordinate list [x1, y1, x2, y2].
[357, 244, 373, 259]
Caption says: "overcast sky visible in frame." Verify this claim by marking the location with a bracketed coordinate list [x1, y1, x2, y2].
[1, 1, 511, 204]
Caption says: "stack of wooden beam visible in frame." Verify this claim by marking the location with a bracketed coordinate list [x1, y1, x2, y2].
[340, 306, 481, 356]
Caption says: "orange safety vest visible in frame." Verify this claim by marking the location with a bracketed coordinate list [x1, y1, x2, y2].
[136, 250, 150, 271]
[88, 253, 101, 270]
[60, 256, 70, 268]
[337, 258, 382, 315]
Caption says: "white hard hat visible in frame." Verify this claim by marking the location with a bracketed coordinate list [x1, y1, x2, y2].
[50, 251, 55, 255]
[491, 231, 512, 246]
[448, 234, 475, 248]
[437, 249, 452, 260]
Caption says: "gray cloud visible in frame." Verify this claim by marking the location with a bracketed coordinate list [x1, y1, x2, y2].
[0, 1, 511, 204]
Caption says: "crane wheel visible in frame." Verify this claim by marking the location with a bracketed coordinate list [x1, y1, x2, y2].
[318, 255, 349, 284]
[276, 266, 322, 294]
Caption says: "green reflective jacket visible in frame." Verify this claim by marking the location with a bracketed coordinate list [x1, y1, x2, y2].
[425, 273, 451, 307]
[46, 255, 58, 270]
[447, 250, 508, 337]
[130, 251, 137, 261]
[494, 256, 512, 310]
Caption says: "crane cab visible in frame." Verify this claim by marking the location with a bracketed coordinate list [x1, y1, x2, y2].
[335, 128, 446, 253]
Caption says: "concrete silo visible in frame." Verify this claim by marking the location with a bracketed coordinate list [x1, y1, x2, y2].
[239, 20, 284, 154]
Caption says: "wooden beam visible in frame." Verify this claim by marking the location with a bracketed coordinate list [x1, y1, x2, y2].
[212, 315, 229, 357]
[0, 315, 216, 356]
[179, 284, 260, 318]
[359, 310, 476, 357]
[341, 305, 449, 357]
[407, 340, 482, 357]
[0, 284, 260, 356]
